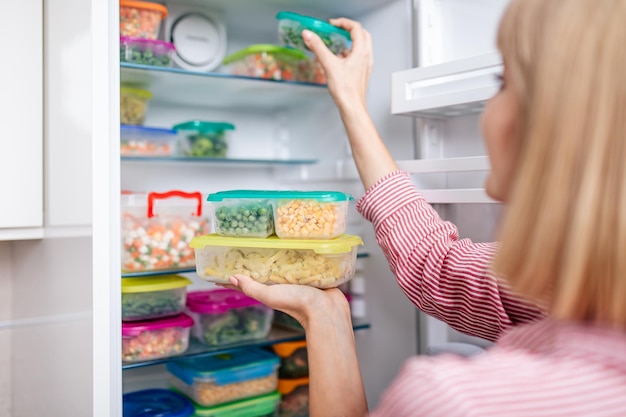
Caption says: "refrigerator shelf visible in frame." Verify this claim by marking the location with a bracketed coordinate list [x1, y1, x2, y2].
[121, 319, 371, 370]
[120, 156, 319, 166]
[391, 53, 502, 118]
[120, 63, 329, 111]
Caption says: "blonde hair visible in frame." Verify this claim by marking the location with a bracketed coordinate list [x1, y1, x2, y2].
[492, 0, 626, 329]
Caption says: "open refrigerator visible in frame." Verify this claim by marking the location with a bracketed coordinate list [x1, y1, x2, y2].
[91, 0, 510, 415]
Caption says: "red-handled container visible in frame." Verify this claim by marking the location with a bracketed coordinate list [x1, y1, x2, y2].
[121, 190, 211, 273]
[122, 313, 194, 363]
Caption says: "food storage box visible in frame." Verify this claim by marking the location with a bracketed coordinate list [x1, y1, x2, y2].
[187, 289, 274, 347]
[278, 378, 309, 417]
[276, 11, 351, 56]
[190, 234, 363, 289]
[121, 86, 153, 126]
[120, 36, 176, 67]
[120, 0, 168, 40]
[122, 275, 192, 321]
[122, 313, 193, 363]
[222, 44, 308, 81]
[121, 190, 211, 273]
[167, 348, 280, 407]
[193, 391, 281, 417]
[173, 120, 234, 158]
[120, 125, 178, 157]
[207, 190, 275, 238]
[123, 389, 195, 417]
[272, 341, 308, 379]
[296, 57, 326, 85]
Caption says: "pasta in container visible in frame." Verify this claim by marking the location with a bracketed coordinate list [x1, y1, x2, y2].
[189, 234, 363, 289]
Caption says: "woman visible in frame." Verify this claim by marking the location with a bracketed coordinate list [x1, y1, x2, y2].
[223, 0, 626, 415]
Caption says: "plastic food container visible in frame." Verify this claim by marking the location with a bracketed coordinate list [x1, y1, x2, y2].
[193, 391, 281, 417]
[222, 44, 308, 81]
[120, 0, 168, 40]
[120, 86, 153, 126]
[121, 190, 211, 273]
[272, 341, 308, 379]
[173, 120, 234, 158]
[276, 11, 351, 56]
[207, 190, 275, 238]
[123, 389, 195, 417]
[190, 234, 363, 289]
[278, 378, 309, 417]
[167, 348, 280, 407]
[120, 125, 178, 157]
[122, 313, 193, 363]
[187, 289, 274, 347]
[296, 57, 326, 84]
[121, 275, 192, 321]
[120, 36, 175, 67]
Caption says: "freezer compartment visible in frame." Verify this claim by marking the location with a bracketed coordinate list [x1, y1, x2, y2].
[192, 391, 281, 417]
[121, 190, 211, 273]
[123, 389, 194, 417]
[272, 341, 308, 379]
[190, 234, 363, 289]
[119, 0, 168, 40]
[277, 378, 309, 417]
[186, 289, 274, 347]
[120, 125, 178, 157]
[167, 348, 280, 407]
[120, 86, 153, 126]
[120, 36, 175, 67]
[121, 275, 191, 321]
[222, 44, 307, 81]
[122, 313, 193, 363]
[173, 120, 234, 158]
[276, 11, 351, 56]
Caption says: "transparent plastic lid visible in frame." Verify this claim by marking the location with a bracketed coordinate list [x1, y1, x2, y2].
[120, 36, 176, 50]
[122, 313, 194, 337]
[121, 275, 191, 293]
[120, 125, 178, 136]
[222, 44, 307, 65]
[186, 289, 263, 314]
[192, 391, 280, 417]
[123, 389, 194, 417]
[276, 11, 351, 40]
[190, 234, 363, 254]
[166, 348, 280, 385]
[172, 120, 235, 134]
[207, 189, 354, 202]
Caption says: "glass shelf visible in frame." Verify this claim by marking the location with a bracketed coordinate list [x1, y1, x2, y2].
[122, 319, 371, 370]
[120, 63, 329, 111]
[120, 156, 318, 167]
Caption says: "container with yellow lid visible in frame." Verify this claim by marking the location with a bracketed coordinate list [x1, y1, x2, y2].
[190, 234, 363, 289]
[121, 275, 192, 321]
[120, 86, 153, 126]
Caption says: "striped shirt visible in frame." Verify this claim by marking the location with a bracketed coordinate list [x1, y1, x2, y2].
[356, 171, 626, 416]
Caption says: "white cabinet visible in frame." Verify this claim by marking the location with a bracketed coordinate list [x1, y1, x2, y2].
[0, 0, 43, 239]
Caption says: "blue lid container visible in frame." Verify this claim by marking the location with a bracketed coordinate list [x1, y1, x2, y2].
[123, 389, 194, 417]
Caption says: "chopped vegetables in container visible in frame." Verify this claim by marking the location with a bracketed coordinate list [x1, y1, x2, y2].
[120, 125, 178, 157]
[120, 36, 176, 67]
[173, 120, 234, 158]
[276, 11, 352, 56]
[123, 389, 195, 417]
[222, 44, 308, 81]
[122, 313, 194, 363]
[119, 0, 168, 40]
[122, 275, 192, 321]
[186, 289, 274, 347]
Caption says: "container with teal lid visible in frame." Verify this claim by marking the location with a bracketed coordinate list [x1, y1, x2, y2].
[192, 391, 281, 417]
[276, 11, 352, 56]
[173, 120, 235, 158]
[223, 44, 307, 81]
[167, 348, 280, 407]
[123, 389, 194, 417]
[186, 288, 274, 347]
[121, 275, 192, 321]
[190, 234, 363, 288]
[207, 189, 354, 239]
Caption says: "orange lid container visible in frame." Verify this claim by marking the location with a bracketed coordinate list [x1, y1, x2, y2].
[120, 0, 168, 17]
[272, 340, 307, 358]
[278, 377, 309, 396]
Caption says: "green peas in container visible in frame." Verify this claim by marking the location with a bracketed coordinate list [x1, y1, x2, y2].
[207, 190, 275, 238]
[173, 120, 235, 158]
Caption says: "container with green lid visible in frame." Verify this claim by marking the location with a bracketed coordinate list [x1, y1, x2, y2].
[192, 390, 281, 417]
[190, 233, 364, 289]
[121, 275, 192, 321]
[207, 190, 354, 239]
[222, 44, 307, 81]
[121, 85, 153, 125]
[276, 11, 352, 56]
[173, 120, 235, 158]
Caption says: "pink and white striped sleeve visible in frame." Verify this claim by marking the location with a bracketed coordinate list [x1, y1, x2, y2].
[356, 171, 543, 341]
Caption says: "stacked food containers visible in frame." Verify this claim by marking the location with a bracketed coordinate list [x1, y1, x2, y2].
[121, 190, 211, 364]
[272, 341, 310, 417]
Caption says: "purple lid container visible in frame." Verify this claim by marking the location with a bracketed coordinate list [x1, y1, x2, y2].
[186, 289, 264, 315]
[120, 36, 176, 51]
[122, 313, 194, 337]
